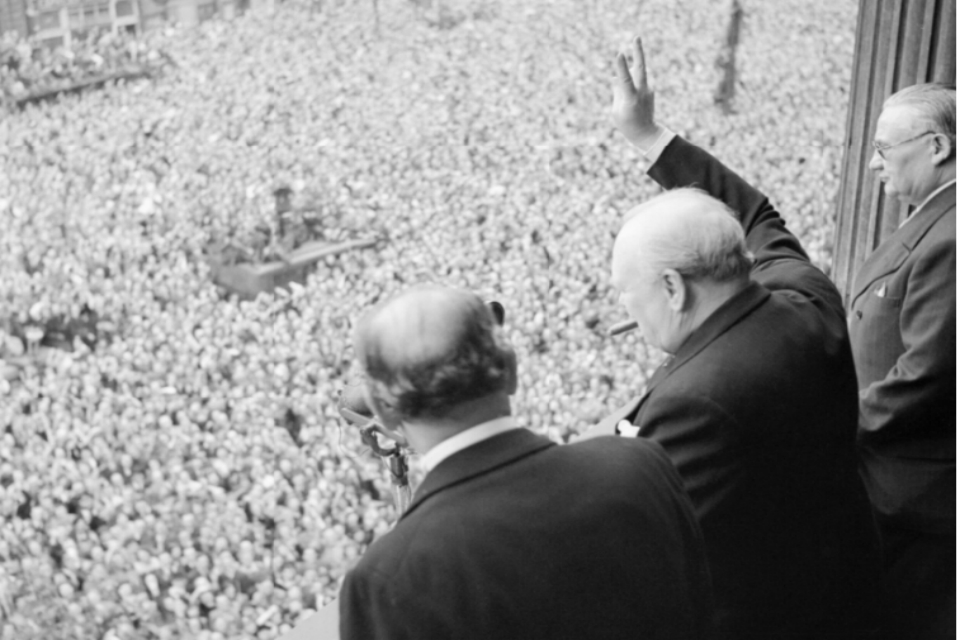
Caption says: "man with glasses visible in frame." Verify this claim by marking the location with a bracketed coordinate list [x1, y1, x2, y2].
[852, 83, 956, 640]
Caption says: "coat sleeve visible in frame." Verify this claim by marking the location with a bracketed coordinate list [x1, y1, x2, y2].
[637, 391, 744, 520]
[647, 136, 846, 323]
[340, 567, 412, 640]
[858, 235, 957, 448]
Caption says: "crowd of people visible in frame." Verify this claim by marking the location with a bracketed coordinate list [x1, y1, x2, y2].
[0, 0, 858, 637]
[0, 27, 166, 105]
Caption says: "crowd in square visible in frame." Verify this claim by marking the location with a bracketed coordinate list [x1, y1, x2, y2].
[0, 0, 857, 637]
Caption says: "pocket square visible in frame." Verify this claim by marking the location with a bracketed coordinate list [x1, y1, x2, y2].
[616, 421, 640, 437]
[875, 283, 887, 298]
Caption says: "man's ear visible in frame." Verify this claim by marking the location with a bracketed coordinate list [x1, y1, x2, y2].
[930, 133, 954, 166]
[660, 269, 687, 312]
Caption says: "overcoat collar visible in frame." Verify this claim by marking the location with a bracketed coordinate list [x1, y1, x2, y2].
[851, 183, 956, 303]
[660, 280, 770, 389]
[401, 428, 554, 519]
[601, 281, 770, 427]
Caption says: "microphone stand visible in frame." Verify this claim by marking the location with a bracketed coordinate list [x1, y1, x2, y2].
[338, 405, 412, 515]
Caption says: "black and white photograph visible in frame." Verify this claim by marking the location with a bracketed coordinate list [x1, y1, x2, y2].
[0, 0, 954, 638]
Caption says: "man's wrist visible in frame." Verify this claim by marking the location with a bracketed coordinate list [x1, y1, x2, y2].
[627, 126, 676, 171]
[626, 124, 667, 155]
[630, 124, 673, 159]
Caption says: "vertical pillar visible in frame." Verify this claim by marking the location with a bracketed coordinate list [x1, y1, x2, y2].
[832, 0, 956, 302]
[58, 5, 69, 46]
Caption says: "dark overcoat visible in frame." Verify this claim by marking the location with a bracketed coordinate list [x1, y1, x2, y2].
[340, 428, 713, 640]
[596, 137, 881, 639]
[848, 183, 956, 534]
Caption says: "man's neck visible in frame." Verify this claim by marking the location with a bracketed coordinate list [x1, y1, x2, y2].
[403, 393, 512, 455]
[911, 162, 956, 207]
[665, 278, 749, 355]
[690, 278, 750, 330]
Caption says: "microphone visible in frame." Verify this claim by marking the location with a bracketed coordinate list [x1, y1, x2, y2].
[338, 377, 375, 426]
[608, 319, 638, 337]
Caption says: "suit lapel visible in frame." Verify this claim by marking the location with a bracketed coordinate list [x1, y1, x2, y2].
[850, 241, 910, 304]
[851, 184, 956, 305]
[645, 282, 770, 398]
[402, 429, 554, 519]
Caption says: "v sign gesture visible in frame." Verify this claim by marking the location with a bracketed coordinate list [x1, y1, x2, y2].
[612, 37, 663, 151]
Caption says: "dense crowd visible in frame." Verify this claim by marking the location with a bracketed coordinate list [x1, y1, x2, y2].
[0, 0, 858, 637]
[0, 27, 165, 105]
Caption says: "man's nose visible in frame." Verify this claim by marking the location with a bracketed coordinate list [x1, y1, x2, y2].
[868, 150, 883, 171]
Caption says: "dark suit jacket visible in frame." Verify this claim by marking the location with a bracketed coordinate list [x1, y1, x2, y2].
[848, 184, 956, 534]
[340, 429, 713, 640]
[596, 137, 880, 638]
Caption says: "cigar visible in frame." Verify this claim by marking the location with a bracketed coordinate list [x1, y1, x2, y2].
[608, 320, 639, 337]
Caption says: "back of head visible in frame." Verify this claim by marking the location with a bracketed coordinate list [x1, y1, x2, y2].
[617, 188, 753, 284]
[885, 82, 957, 154]
[354, 286, 514, 420]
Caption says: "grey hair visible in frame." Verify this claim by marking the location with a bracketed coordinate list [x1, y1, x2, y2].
[885, 82, 956, 152]
[627, 188, 754, 283]
[354, 288, 514, 420]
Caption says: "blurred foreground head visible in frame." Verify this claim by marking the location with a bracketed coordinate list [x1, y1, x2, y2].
[353, 286, 517, 429]
[611, 188, 753, 353]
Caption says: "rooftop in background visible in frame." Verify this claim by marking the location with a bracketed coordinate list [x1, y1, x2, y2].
[0, 0, 275, 48]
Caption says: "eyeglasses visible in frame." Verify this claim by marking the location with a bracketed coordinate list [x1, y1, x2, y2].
[872, 131, 936, 159]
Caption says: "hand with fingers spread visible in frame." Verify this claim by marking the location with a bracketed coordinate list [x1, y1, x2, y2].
[611, 36, 663, 150]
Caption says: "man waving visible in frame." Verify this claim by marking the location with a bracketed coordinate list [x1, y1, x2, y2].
[588, 37, 881, 639]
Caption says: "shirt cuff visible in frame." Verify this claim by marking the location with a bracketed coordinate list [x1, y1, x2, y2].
[639, 126, 676, 164]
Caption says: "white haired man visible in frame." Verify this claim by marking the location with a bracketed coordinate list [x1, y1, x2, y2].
[853, 82, 956, 640]
[585, 38, 881, 639]
[339, 286, 713, 640]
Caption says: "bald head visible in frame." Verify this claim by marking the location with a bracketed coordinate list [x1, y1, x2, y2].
[610, 189, 753, 353]
[354, 286, 515, 420]
[613, 188, 752, 286]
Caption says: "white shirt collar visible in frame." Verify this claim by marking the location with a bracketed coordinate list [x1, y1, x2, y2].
[417, 416, 519, 474]
[901, 178, 956, 228]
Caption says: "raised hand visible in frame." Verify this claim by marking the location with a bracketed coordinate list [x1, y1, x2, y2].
[611, 36, 661, 149]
